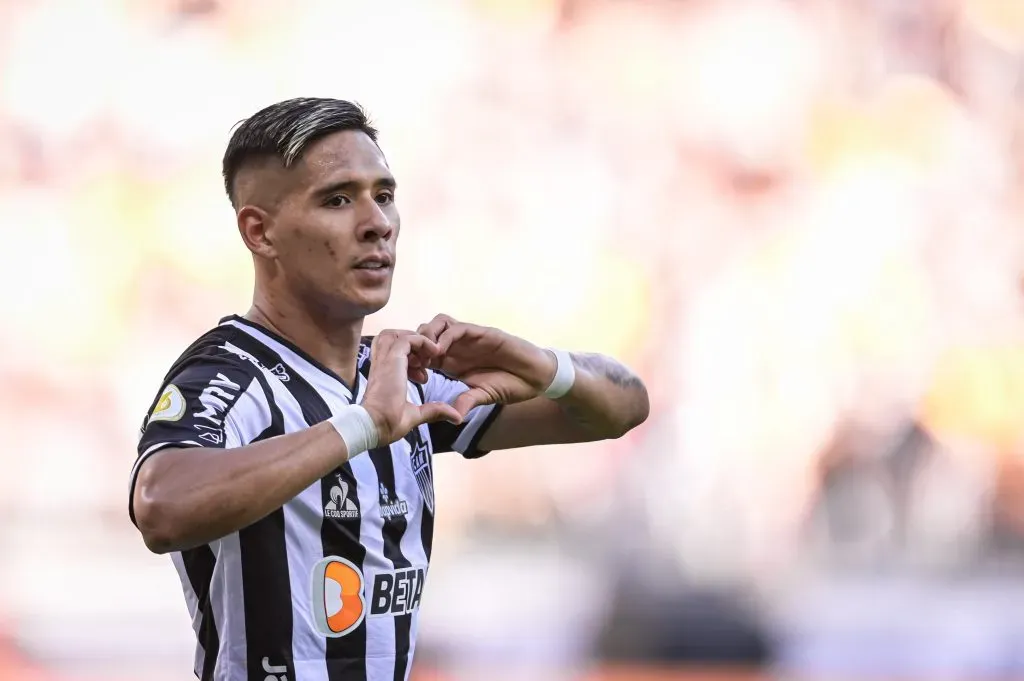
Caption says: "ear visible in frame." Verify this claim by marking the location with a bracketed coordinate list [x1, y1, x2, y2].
[237, 205, 277, 258]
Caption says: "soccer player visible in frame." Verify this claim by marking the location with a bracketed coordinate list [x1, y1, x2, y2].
[129, 97, 649, 681]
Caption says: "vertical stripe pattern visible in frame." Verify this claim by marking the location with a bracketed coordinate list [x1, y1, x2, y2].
[175, 547, 218, 680]
[323, 461, 368, 681]
[133, 317, 507, 681]
[369, 445, 413, 680]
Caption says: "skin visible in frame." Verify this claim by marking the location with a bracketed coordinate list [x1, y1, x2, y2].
[233, 130, 400, 386]
[133, 128, 649, 554]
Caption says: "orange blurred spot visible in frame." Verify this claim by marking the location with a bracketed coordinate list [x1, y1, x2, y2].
[921, 344, 1024, 455]
[964, 0, 1024, 51]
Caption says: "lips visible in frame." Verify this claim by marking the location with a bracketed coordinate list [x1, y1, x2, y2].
[353, 254, 393, 270]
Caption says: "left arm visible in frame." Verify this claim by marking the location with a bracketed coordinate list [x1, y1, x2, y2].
[477, 350, 650, 452]
[417, 314, 649, 453]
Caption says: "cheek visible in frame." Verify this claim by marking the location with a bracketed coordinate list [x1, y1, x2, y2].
[280, 229, 322, 263]
[278, 218, 348, 262]
[319, 238, 337, 260]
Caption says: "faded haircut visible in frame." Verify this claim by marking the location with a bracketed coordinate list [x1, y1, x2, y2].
[222, 97, 379, 207]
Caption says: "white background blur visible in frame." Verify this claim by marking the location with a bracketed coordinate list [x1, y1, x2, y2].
[2, 0, 1024, 680]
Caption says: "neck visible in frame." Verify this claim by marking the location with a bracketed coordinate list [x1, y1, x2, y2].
[245, 289, 364, 387]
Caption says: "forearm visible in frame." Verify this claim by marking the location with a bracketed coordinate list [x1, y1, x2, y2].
[556, 352, 649, 439]
[133, 421, 350, 553]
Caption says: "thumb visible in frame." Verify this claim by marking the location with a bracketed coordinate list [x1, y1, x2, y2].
[417, 401, 463, 427]
[452, 387, 493, 418]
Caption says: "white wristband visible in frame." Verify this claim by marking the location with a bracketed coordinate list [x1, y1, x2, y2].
[328, 405, 379, 458]
[543, 349, 576, 399]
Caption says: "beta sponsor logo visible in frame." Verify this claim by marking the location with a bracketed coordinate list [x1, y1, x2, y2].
[310, 557, 366, 638]
[149, 384, 186, 423]
[368, 567, 425, 618]
[310, 559, 426, 638]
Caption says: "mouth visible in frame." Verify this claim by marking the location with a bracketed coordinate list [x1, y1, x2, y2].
[353, 254, 393, 271]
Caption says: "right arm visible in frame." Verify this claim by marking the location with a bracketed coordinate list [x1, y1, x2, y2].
[132, 331, 460, 554]
[133, 422, 355, 554]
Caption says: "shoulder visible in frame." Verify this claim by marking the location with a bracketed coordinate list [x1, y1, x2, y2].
[147, 325, 272, 421]
[139, 323, 275, 443]
[163, 324, 268, 383]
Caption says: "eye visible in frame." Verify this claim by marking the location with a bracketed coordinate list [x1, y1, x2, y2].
[325, 195, 350, 208]
[376, 191, 395, 205]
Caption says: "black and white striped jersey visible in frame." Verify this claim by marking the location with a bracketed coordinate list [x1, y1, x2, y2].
[129, 315, 503, 681]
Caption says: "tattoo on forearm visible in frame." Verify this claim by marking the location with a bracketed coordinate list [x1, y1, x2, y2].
[555, 352, 647, 436]
[569, 352, 645, 391]
[558, 400, 596, 430]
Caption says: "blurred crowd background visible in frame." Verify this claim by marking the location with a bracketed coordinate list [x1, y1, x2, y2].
[2, 0, 1024, 679]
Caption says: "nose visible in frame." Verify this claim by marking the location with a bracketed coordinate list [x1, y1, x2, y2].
[355, 196, 394, 243]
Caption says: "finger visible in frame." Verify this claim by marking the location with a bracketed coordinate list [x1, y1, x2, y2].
[407, 349, 428, 369]
[408, 367, 429, 384]
[417, 315, 454, 343]
[435, 324, 471, 357]
[370, 329, 412, 357]
[451, 387, 492, 418]
[376, 332, 426, 361]
[417, 401, 463, 426]
[368, 334, 389, 372]
[415, 320, 443, 343]
[404, 334, 444, 364]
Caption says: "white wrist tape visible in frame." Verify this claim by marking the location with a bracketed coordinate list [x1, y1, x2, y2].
[328, 405, 379, 458]
[543, 349, 576, 399]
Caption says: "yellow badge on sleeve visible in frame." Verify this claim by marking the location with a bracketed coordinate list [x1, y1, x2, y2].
[150, 384, 186, 423]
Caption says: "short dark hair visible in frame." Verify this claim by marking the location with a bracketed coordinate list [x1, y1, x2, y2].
[221, 97, 379, 207]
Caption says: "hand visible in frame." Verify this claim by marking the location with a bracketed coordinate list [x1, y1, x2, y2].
[361, 330, 463, 444]
[417, 314, 557, 418]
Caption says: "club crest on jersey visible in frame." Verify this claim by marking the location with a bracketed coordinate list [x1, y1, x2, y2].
[409, 438, 434, 514]
[149, 384, 185, 423]
[325, 475, 359, 519]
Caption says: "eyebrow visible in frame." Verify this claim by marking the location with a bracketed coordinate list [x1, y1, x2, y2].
[312, 176, 397, 200]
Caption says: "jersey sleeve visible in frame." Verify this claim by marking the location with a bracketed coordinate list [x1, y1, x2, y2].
[421, 370, 504, 458]
[129, 351, 273, 527]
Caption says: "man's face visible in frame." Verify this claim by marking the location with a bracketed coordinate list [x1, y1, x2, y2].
[263, 130, 399, 320]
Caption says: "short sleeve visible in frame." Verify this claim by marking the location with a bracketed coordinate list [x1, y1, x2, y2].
[129, 352, 272, 526]
[422, 370, 504, 459]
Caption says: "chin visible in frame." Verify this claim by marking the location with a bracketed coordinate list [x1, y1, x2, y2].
[347, 290, 391, 317]
[357, 298, 389, 317]
[302, 286, 391, 323]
